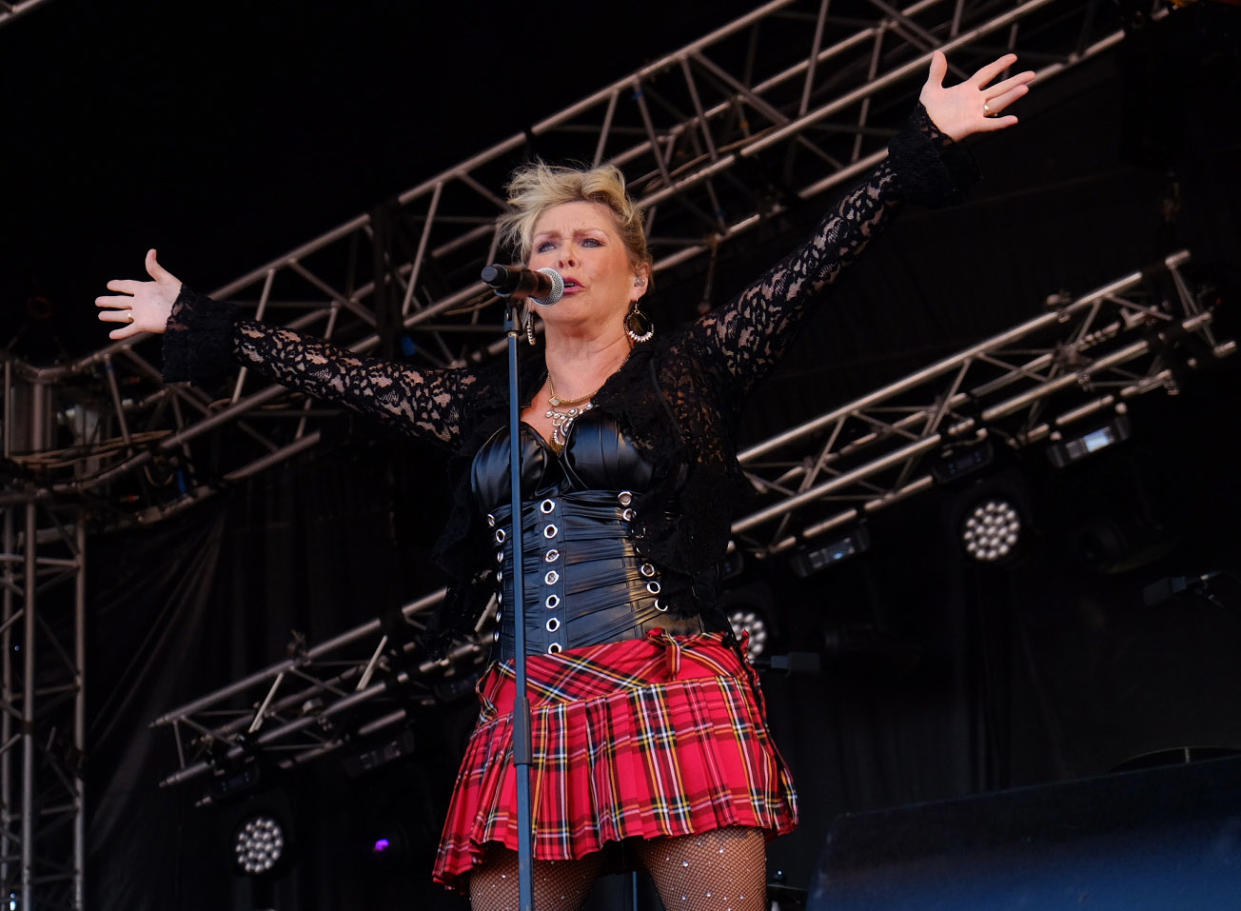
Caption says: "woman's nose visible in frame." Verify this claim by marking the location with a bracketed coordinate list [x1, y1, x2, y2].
[557, 247, 577, 268]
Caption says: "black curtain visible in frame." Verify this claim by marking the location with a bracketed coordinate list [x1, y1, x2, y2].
[85, 438, 473, 910]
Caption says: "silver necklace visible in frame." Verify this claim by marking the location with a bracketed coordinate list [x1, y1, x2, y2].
[545, 375, 596, 451]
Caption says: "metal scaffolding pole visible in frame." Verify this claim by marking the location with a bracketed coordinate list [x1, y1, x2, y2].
[1, 508, 12, 906]
[0, 363, 88, 909]
[74, 521, 86, 911]
[21, 504, 33, 911]
[0, 0, 54, 30]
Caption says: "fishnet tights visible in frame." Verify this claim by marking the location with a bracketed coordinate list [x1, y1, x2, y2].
[468, 828, 766, 911]
[635, 828, 767, 911]
[469, 847, 603, 911]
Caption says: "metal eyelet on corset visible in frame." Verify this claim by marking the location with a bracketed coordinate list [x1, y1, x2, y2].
[545, 594, 560, 609]
[494, 629, 500, 642]
[639, 562, 656, 578]
[646, 581, 661, 594]
[496, 570, 503, 582]
[621, 508, 634, 522]
[547, 642, 562, 654]
[545, 570, 560, 586]
[545, 617, 560, 633]
[654, 598, 668, 612]
[544, 549, 560, 563]
[540, 499, 556, 514]
[618, 491, 633, 506]
[496, 551, 504, 563]
[486, 513, 496, 527]
[494, 528, 506, 544]
[543, 524, 558, 539]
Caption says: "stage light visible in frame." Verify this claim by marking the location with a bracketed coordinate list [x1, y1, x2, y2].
[1047, 414, 1131, 468]
[208, 757, 263, 800]
[930, 438, 994, 484]
[233, 814, 286, 876]
[961, 498, 1022, 563]
[361, 822, 410, 870]
[727, 607, 770, 660]
[788, 526, 870, 579]
[342, 730, 417, 778]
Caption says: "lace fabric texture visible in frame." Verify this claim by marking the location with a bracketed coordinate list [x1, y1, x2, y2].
[162, 104, 974, 632]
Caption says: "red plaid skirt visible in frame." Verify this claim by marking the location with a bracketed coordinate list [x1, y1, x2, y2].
[432, 629, 798, 890]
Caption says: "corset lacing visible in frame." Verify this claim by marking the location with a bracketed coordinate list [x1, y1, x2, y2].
[488, 489, 703, 661]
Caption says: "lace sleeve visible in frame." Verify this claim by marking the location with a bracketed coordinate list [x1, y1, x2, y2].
[679, 102, 977, 393]
[162, 286, 474, 447]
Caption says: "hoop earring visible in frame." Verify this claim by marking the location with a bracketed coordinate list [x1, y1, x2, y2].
[624, 302, 654, 343]
[525, 307, 537, 346]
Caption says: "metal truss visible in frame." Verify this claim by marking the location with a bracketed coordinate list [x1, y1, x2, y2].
[18, 0, 1133, 525]
[149, 249, 1232, 790]
[152, 586, 476, 789]
[0, 0, 53, 30]
[0, 496, 85, 908]
[730, 249, 1231, 554]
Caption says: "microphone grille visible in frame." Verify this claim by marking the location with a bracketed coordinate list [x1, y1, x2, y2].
[534, 268, 564, 306]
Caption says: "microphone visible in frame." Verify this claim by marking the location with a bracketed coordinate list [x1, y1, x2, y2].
[480, 265, 564, 305]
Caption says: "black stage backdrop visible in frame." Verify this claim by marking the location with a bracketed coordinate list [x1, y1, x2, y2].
[81, 13, 1241, 911]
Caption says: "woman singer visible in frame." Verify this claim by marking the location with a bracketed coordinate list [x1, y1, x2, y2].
[98, 51, 1034, 911]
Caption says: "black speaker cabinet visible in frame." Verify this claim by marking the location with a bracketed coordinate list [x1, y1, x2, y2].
[809, 755, 1241, 909]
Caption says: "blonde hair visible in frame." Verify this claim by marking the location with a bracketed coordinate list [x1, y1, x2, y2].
[498, 161, 652, 284]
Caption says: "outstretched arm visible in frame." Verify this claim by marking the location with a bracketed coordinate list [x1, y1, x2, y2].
[96, 250, 474, 447]
[681, 52, 1034, 392]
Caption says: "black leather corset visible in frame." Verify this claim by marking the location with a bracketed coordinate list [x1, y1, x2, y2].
[471, 412, 700, 660]
[470, 411, 656, 508]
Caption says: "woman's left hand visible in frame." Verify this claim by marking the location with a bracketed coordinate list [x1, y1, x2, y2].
[919, 51, 1036, 142]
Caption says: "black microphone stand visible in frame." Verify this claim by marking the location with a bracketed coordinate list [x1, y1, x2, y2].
[484, 263, 561, 911]
[502, 294, 537, 911]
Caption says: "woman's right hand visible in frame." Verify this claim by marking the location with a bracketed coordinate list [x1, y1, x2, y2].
[95, 248, 183, 340]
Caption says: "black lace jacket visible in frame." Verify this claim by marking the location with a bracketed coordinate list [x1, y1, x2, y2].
[163, 104, 976, 633]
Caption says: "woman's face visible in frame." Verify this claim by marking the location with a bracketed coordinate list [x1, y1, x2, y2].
[527, 200, 645, 326]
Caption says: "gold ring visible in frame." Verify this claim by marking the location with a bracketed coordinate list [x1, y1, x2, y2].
[983, 101, 992, 116]
[126, 312, 134, 323]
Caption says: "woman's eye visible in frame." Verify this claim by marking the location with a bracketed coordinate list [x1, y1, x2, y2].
[535, 241, 555, 253]
[581, 237, 602, 247]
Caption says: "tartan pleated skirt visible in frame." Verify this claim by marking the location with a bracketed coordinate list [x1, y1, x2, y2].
[432, 629, 798, 890]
